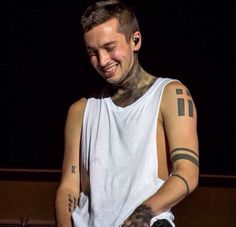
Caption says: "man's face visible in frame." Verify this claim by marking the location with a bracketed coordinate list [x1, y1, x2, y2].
[84, 18, 140, 84]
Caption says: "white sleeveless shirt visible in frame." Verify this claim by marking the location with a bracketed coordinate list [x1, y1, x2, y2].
[72, 77, 177, 227]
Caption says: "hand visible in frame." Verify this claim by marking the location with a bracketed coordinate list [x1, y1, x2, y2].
[122, 205, 153, 227]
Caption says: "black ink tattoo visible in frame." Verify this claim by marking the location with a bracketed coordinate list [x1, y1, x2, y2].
[171, 148, 199, 158]
[68, 194, 73, 213]
[171, 154, 199, 167]
[74, 197, 77, 210]
[122, 205, 153, 227]
[188, 99, 193, 117]
[176, 89, 194, 117]
[176, 89, 183, 95]
[177, 98, 185, 116]
[171, 173, 190, 196]
[71, 165, 76, 174]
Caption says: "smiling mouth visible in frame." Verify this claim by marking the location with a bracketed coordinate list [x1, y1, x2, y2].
[102, 64, 118, 78]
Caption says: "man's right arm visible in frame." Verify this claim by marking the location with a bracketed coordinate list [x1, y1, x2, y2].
[55, 98, 87, 227]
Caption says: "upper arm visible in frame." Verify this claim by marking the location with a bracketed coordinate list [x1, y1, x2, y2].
[160, 81, 199, 186]
[59, 98, 87, 196]
[161, 81, 198, 151]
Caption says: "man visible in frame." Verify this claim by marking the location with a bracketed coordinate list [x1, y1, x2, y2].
[55, 1, 199, 226]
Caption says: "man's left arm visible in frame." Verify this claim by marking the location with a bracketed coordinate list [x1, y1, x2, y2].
[122, 81, 199, 226]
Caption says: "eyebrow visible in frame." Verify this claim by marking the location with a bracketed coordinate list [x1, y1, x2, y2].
[86, 41, 118, 51]
[102, 41, 118, 48]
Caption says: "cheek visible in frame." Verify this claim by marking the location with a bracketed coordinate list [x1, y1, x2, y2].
[112, 43, 131, 59]
[112, 48, 128, 61]
[90, 56, 98, 66]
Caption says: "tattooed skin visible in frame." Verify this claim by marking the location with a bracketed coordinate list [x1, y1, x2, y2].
[188, 99, 193, 117]
[68, 193, 77, 213]
[73, 197, 77, 210]
[177, 98, 185, 116]
[171, 173, 190, 196]
[176, 88, 194, 117]
[170, 148, 199, 167]
[71, 165, 76, 174]
[171, 154, 199, 167]
[68, 194, 73, 213]
[122, 205, 153, 227]
[109, 56, 157, 107]
[176, 88, 183, 95]
[170, 148, 199, 196]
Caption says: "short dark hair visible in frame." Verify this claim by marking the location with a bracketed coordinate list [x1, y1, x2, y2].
[81, 0, 140, 42]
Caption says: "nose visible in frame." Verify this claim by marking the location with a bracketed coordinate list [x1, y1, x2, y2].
[98, 50, 110, 67]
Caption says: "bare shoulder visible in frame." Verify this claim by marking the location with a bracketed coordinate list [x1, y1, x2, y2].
[161, 81, 197, 118]
[161, 80, 195, 108]
[163, 80, 190, 97]
[69, 97, 87, 113]
[64, 98, 88, 133]
[67, 98, 87, 119]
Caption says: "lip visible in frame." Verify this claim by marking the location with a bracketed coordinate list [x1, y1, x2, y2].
[102, 64, 118, 78]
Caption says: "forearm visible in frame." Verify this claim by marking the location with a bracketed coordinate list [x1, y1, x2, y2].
[122, 167, 198, 226]
[143, 166, 199, 215]
[55, 186, 79, 227]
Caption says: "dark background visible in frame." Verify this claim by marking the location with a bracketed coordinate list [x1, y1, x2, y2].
[1, 0, 235, 175]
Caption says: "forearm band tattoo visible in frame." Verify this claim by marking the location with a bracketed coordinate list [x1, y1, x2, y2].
[171, 173, 190, 196]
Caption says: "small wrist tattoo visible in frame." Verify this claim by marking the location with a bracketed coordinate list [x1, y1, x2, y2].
[71, 165, 76, 174]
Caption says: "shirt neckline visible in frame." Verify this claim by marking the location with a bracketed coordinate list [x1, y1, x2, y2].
[106, 77, 162, 111]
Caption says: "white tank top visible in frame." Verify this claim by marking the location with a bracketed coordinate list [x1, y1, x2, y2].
[72, 77, 177, 227]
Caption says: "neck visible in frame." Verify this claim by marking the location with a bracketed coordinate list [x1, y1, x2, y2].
[109, 56, 157, 107]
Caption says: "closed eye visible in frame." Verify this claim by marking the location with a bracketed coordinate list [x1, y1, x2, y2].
[103, 41, 117, 52]
[87, 49, 97, 57]
[105, 46, 115, 52]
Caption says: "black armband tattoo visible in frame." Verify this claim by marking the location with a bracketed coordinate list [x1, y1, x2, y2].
[170, 148, 199, 167]
[171, 154, 199, 167]
[171, 148, 199, 157]
[171, 173, 190, 196]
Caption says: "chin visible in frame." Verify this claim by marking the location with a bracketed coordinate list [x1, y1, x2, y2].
[103, 74, 121, 84]
[106, 78, 118, 84]
[107, 76, 124, 85]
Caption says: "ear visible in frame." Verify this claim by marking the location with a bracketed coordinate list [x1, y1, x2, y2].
[132, 31, 142, 51]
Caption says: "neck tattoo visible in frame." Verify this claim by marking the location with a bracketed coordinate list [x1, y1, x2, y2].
[110, 58, 157, 107]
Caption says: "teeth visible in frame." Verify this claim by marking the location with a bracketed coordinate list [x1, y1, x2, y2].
[105, 65, 116, 72]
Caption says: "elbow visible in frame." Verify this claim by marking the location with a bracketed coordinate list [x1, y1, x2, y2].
[56, 183, 80, 199]
[188, 169, 199, 194]
[173, 162, 199, 195]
